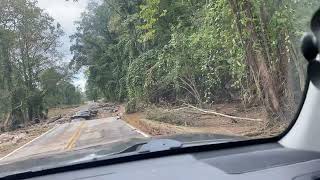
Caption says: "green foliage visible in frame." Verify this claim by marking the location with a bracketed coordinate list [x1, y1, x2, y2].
[138, 0, 167, 42]
[41, 68, 82, 107]
[72, 0, 317, 118]
[0, 0, 82, 128]
[125, 98, 138, 114]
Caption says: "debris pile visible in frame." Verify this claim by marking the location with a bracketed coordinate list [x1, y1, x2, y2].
[97, 103, 119, 112]
[0, 133, 26, 146]
[71, 110, 92, 120]
[92, 102, 120, 119]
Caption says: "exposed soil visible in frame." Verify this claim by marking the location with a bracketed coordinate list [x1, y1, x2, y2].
[47, 105, 81, 118]
[0, 123, 52, 158]
[123, 103, 289, 138]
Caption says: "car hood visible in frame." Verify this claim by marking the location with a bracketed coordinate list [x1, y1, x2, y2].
[0, 133, 242, 178]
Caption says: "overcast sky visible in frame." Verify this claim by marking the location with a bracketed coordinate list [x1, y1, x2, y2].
[37, 0, 90, 91]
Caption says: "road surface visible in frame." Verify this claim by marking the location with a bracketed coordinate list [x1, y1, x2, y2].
[0, 117, 148, 163]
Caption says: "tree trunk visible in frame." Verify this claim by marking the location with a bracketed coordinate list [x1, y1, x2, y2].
[229, 0, 282, 119]
[276, 31, 296, 119]
[290, 42, 305, 92]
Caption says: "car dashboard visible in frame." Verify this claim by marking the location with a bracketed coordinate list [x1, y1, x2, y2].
[22, 143, 320, 180]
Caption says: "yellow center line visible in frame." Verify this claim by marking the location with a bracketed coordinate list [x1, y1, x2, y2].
[65, 122, 86, 151]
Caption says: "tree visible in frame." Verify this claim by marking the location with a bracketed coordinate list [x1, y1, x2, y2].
[72, 0, 314, 120]
[40, 68, 82, 107]
[0, 0, 82, 130]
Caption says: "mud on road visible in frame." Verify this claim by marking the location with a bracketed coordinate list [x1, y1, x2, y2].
[0, 102, 120, 158]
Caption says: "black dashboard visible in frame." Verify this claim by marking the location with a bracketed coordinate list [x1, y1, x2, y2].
[20, 143, 320, 180]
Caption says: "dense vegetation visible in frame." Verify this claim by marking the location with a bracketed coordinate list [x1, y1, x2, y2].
[1, 0, 318, 130]
[71, 0, 319, 122]
[0, 0, 82, 130]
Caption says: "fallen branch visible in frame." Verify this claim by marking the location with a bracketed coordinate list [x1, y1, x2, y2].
[184, 104, 263, 122]
[172, 106, 189, 111]
[46, 115, 62, 124]
[12, 102, 23, 110]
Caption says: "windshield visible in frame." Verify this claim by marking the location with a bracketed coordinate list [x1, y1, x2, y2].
[0, 0, 317, 169]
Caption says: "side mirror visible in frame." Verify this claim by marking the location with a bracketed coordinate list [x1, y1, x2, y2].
[302, 8, 320, 87]
[301, 8, 320, 62]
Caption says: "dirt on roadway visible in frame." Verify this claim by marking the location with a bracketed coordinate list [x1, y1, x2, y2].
[0, 103, 119, 158]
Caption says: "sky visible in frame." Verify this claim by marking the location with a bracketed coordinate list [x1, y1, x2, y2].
[37, 0, 90, 91]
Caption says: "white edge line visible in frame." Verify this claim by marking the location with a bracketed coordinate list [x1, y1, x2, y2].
[124, 121, 150, 137]
[0, 125, 59, 161]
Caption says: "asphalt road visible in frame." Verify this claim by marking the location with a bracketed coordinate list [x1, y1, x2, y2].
[0, 117, 147, 163]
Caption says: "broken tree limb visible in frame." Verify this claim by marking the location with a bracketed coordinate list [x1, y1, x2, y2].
[184, 104, 263, 122]
[172, 106, 189, 111]
[46, 115, 62, 124]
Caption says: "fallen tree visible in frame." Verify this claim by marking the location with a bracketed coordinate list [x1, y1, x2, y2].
[182, 104, 263, 122]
